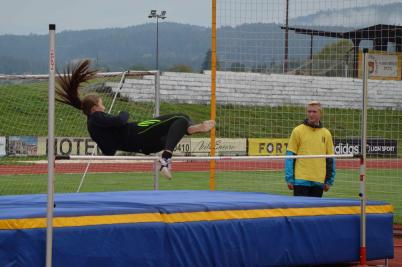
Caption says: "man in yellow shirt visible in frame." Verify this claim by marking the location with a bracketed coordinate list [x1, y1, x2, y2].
[285, 101, 336, 197]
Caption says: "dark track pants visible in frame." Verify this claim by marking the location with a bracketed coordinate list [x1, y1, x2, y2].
[134, 113, 192, 154]
[293, 185, 324, 197]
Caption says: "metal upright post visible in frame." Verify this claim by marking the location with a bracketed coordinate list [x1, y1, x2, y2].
[359, 48, 369, 266]
[46, 23, 56, 267]
[153, 71, 161, 190]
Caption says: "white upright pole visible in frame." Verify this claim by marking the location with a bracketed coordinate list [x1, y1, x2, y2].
[359, 48, 369, 266]
[153, 71, 161, 190]
[46, 24, 56, 267]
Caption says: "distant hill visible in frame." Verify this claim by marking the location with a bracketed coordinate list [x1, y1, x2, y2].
[0, 23, 211, 74]
[290, 2, 402, 28]
[0, 22, 340, 74]
[0, 2, 400, 74]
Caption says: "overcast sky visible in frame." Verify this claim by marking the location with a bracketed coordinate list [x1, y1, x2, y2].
[0, 0, 211, 35]
[1, 0, 401, 35]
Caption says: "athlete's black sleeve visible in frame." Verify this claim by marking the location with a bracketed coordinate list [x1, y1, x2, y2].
[89, 111, 129, 128]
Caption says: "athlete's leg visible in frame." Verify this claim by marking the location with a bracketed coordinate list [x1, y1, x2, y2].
[137, 114, 215, 149]
[136, 114, 192, 179]
[135, 114, 215, 179]
[164, 116, 190, 151]
[187, 120, 216, 134]
[137, 113, 191, 152]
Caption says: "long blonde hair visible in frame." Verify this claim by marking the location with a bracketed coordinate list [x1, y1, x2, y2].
[56, 59, 99, 116]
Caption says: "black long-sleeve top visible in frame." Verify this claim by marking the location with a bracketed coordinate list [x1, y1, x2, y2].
[87, 111, 133, 155]
[87, 111, 190, 156]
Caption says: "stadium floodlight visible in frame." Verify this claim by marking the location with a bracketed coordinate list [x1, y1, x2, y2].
[149, 10, 157, 18]
[148, 10, 167, 71]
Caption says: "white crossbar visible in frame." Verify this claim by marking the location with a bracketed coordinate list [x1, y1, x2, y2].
[57, 154, 356, 161]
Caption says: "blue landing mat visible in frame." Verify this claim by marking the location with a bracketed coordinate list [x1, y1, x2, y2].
[0, 190, 394, 267]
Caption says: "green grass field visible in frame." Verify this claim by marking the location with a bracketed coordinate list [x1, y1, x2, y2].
[1, 169, 400, 223]
[1, 82, 402, 142]
[0, 80, 401, 223]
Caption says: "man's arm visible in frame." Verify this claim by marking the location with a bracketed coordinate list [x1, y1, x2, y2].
[90, 111, 129, 128]
[325, 158, 336, 186]
[324, 132, 336, 190]
[285, 128, 299, 190]
[285, 151, 296, 190]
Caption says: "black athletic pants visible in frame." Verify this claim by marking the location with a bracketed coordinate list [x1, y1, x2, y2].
[293, 185, 324, 198]
[133, 113, 192, 154]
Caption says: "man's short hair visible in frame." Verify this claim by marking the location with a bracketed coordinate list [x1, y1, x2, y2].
[307, 101, 322, 112]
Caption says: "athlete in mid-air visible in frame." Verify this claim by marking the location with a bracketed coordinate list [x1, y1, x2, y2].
[56, 59, 215, 179]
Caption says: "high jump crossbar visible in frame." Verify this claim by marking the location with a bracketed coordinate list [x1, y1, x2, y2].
[56, 154, 357, 161]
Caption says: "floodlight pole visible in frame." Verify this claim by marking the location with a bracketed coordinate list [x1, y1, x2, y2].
[148, 10, 166, 190]
[284, 0, 289, 73]
[156, 17, 159, 71]
[148, 10, 167, 72]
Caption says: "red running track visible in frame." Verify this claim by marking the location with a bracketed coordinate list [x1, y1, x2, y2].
[0, 159, 401, 175]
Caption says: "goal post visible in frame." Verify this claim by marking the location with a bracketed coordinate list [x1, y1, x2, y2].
[0, 68, 161, 195]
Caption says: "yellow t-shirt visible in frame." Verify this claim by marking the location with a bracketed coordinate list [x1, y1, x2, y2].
[287, 124, 334, 183]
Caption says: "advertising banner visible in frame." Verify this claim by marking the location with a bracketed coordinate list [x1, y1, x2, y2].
[7, 136, 38, 156]
[173, 138, 192, 155]
[248, 138, 289, 156]
[35, 137, 248, 156]
[359, 50, 401, 80]
[0, 137, 6, 157]
[174, 138, 247, 156]
[334, 138, 397, 156]
[37, 137, 101, 156]
[248, 137, 397, 157]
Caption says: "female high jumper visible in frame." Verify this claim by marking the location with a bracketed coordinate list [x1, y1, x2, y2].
[56, 59, 215, 179]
